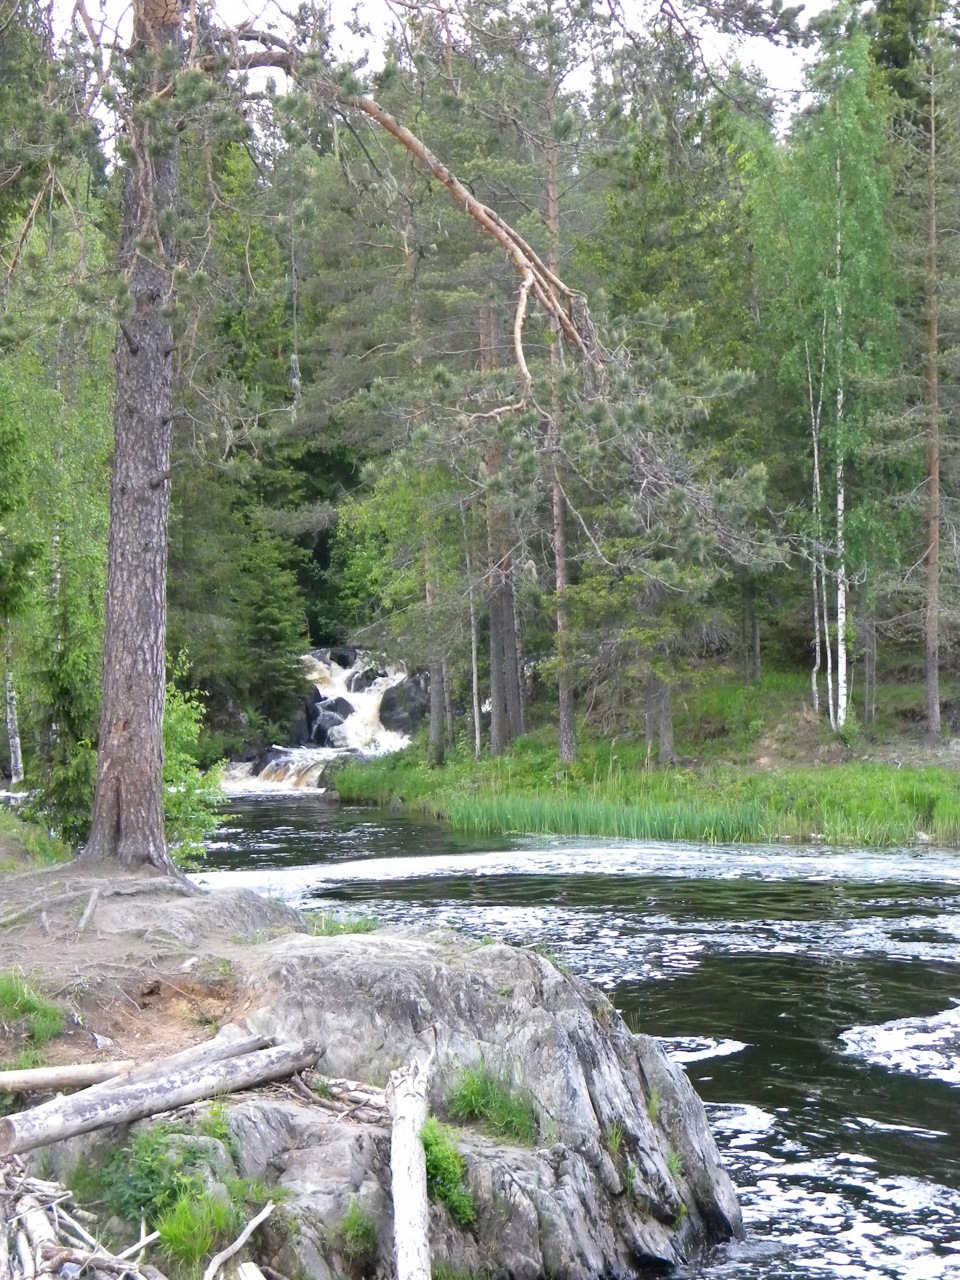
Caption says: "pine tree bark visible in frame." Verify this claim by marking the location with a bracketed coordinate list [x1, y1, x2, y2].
[488, 584, 508, 756]
[501, 563, 523, 742]
[85, 0, 182, 869]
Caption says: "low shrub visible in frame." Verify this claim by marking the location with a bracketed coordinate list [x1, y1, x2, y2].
[421, 1117, 476, 1228]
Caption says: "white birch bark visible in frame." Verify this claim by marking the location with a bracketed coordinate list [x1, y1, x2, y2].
[835, 148, 848, 731]
[5, 666, 23, 787]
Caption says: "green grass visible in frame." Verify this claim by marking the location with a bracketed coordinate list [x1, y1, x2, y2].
[335, 728, 960, 848]
[0, 973, 64, 1046]
[446, 1066, 537, 1146]
[335, 1199, 378, 1269]
[156, 1191, 239, 1275]
[0, 808, 71, 866]
[303, 911, 379, 936]
[420, 1117, 476, 1229]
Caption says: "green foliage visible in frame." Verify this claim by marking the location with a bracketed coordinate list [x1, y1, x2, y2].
[646, 1088, 662, 1124]
[420, 1117, 476, 1228]
[303, 912, 378, 936]
[446, 1066, 537, 1146]
[163, 657, 225, 866]
[86, 1125, 208, 1226]
[666, 1148, 684, 1180]
[156, 1191, 239, 1274]
[0, 973, 64, 1047]
[334, 1199, 378, 1270]
[0, 809, 70, 867]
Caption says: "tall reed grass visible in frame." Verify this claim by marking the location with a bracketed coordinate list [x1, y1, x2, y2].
[336, 746, 960, 847]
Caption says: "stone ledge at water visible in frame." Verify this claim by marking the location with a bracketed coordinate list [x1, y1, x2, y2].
[231, 931, 742, 1278]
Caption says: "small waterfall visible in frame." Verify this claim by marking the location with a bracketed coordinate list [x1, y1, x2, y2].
[222, 649, 415, 794]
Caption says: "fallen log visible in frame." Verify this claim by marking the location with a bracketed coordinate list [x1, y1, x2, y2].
[0, 1061, 136, 1095]
[0, 1041, 322, 1156]
[83, 1027, 273, 1096]
[387, 1053, 434, 1280]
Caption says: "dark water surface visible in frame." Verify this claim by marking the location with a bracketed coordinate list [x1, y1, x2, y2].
[199, 796, 960, 1279]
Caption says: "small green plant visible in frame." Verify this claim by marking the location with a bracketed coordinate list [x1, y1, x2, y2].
[156, 1190, 238, 1273]
[603, 1122, 624, 1160]
[335, 1199, 378, 1269]
[304, 912, 378, 936]
[446, 1066, 537, 1146]
[623, 1161, 636, 1199]
[309, 1077, 332, 1100]
[666, 1148, 684, 1180]
[646, 1087, 661, 1124]
[0, 973, 64, 1046]
[421, 1117, 476, 1229]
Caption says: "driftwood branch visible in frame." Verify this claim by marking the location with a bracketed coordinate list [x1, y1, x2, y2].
[200, 1200, 274, 1280]
[0, 1041, 321, 1155]
[387, 1051, 435, 1280]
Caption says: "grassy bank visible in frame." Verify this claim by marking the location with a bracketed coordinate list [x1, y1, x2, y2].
[0, 807, 71, 870]
[335, 673, 960, 847]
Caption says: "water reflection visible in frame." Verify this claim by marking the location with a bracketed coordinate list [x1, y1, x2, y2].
[199, 799, 960, 1278]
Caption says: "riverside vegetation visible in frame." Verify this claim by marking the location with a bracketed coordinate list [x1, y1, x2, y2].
[335, 671, 960, 848]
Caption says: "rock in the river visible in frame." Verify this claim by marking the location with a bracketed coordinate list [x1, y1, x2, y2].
[378, 674, 428, 734]
[328, 646, 358, 669]
[320, 695, 355, 720]
[311, 709, 345, 746]
[347, 666, 388, 693]
[230, 932, 742, 1278]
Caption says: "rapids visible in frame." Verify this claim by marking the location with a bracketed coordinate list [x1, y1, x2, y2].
[198, 798, 960, 1278]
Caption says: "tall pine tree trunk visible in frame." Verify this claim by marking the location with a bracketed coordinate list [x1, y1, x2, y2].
[425, 572, 444, 768]
[86, 0, 182, 869]
[501, 562, 523, 742]
[925, 63, 941, 740]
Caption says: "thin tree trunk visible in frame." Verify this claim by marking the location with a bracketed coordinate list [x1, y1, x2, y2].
[462, 511, 482, 758]
[925, 56, 941, 740]
[835, 148, 848, 732]
[488, 582, 508, 756]
[442, 658, 455, 752]
[4, 631, 23, 787]
[545, 89, 577, 764]
[644, 673, 657, 767]
[811, 565, 821, 715]
[512, 593, 529, 735]
[85, 1, 182, 870]
[501, 564, 523, 741]
[424, 571, 444, 768]
[751, 615, 761, 687]
[657, 680, 674, 765]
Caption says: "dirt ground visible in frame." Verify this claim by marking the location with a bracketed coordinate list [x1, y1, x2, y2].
[0, 844, 300, 1072]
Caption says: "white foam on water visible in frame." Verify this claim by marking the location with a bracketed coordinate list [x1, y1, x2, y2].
[839, 1005, 960, 1088]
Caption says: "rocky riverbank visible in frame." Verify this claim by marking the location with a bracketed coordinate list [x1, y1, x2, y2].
[0, 863, 742, 1278]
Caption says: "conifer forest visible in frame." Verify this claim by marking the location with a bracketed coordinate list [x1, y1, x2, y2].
[3, 0, 960, 858]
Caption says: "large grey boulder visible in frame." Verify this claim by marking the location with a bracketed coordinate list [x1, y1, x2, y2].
[232, 932, 742, 1278]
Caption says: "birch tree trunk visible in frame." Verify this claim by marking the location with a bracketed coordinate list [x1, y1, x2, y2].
[85, 0, 183, 870]
[833, 148, 849, 732]
[3, 632, 23, 787]
[925, 55, 941, 741]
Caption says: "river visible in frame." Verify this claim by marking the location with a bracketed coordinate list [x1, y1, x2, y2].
[198, 794, 960, 1279]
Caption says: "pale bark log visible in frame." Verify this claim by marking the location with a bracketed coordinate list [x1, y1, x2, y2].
[82, 1029, 273, 1096]
[387, 1056, 433, 1280]
[0, 1041, 319, 1156]
[0, 1061, 135, 1094]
